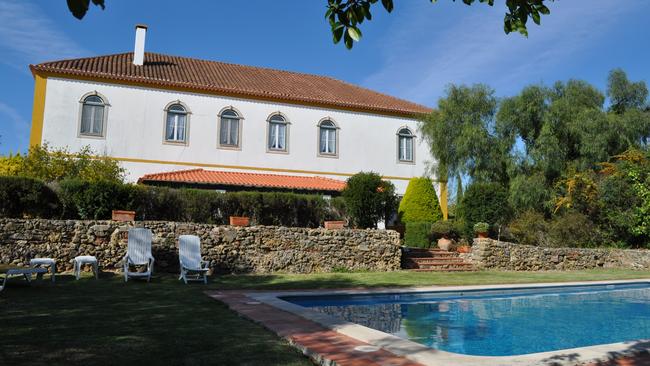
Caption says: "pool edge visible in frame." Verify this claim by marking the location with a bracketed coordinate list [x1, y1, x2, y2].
[248, 279, 650, 366]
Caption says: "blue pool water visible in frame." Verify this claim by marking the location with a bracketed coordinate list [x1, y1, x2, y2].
[282, 283, 650, 356]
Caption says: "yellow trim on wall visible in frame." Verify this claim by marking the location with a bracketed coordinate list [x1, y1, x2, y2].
[440, 181, 449, 220]
[113, 155, 413, 181]
[29, 74, 47, 146]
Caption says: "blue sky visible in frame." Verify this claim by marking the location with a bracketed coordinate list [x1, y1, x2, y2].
[0, 0, 649, 154]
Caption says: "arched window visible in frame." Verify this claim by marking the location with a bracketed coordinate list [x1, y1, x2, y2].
[80, 95, 106, 136]
[219, 108, 241, 148]
[267, 114, 288, 152]
[165, 103, 188, 143]
[318, 119, 338, 156]
[397, 127, 414, 162]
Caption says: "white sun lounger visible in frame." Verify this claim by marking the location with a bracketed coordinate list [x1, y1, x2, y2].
[123, 228, 155, 282]
[178, 235, 209, 284]
[0, 265, 48, 292]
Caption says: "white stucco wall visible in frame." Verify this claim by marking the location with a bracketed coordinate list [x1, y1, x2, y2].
[39, 77, 434, 194]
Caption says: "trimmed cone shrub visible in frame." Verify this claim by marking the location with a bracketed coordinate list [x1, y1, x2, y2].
[404, 221, 433, 248]
[0, 176, 60, 218]
[398, 177, 443, 223]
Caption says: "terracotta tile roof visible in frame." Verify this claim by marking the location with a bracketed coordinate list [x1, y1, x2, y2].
[138, 168, 347, 192]
[30, 52, 431, 117]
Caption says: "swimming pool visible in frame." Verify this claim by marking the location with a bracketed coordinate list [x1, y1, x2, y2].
[282, 283, 650, 357]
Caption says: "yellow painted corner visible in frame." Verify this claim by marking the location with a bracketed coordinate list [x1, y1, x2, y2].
[439, 181, 448, 220]
[29, 74, 47, 147]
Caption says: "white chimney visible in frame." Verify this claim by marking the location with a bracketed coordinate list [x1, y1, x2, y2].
[133, 24, 147, 66]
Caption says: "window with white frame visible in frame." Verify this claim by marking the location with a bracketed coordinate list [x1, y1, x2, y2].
[268, 114, 287, 151]
[397, 127, 414, 162]
[219, 109, 241, 147]
[165, 103, 188, 143]
[80, 95, 106, 136]
[318, 120, 337, 156]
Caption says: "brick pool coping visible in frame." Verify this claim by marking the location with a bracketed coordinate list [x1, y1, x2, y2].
[207, 289, 423, 365]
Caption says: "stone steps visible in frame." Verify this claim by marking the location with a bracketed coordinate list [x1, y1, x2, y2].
[402, 247, 475, 272]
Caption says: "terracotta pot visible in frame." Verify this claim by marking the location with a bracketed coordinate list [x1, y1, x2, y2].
[477, 232, 489, 239]
[457, 245, 471, 254]
[437, 237, 453, 251]
[229, 216, 250, 227]
[324, 221, 345, 230]
[112, 210, 135, 222]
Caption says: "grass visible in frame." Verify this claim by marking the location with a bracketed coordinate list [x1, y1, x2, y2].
[2, 268, 650, 365]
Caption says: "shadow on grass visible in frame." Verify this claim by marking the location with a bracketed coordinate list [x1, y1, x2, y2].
[0, 272, 311, 366]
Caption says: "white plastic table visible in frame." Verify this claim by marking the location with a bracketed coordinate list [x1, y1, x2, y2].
[29, 258, 56, 283]
[73, 256, 98, 280]
[0, 265, 48, 292]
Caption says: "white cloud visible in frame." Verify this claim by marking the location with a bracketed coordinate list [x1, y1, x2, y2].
[0, 0, 89, 70]
[362, 1, 644, 106]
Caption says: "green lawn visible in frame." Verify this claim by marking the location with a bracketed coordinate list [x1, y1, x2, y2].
[2, 269, 650, 365]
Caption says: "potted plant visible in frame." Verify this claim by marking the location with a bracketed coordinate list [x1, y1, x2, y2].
[324, 220, 346, 230]
[430, 220, 457, 251]
[229, 216, 250, 227]
[474, 222, 489, 239]
[112, 210, 135, 222]
[456, 239, 471, 253]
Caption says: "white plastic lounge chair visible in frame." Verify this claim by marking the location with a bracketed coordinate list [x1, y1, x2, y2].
[0, 265, 48, 292]
[178, 235, 209, 284]
[123, 228, 155, 282]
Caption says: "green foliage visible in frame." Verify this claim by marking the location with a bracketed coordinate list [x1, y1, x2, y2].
[430, 220, 461, 240]
[473, 222, 489, 233]
[507, 210, 550, 246]
[548, 211, 601, 248]
[342, 172, 397, 228]
[1, 144, 124, 183]
[404, 222, 432, 248]
[325, 0, 554, 49]
[458, 182, 511, 236]
[398, 177, 442, 223]
[419, 84, 507, 183]
[0, 176, 60, 218]
[607, 68, 649, 114]
[12, 178, 339, 227]
[508, 173, 551, 214]
[66, 0, 105, 19]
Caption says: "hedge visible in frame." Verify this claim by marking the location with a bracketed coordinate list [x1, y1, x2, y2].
[1, 177, 343, 228]
[0, 176, 60, 218]
[404, 221, 432, 248]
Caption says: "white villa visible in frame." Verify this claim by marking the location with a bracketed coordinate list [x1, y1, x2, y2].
[28, 25, 445, 215]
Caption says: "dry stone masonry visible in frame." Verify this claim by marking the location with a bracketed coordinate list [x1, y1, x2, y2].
[0, 219, 401, 274]
[470, 238, 650, 270]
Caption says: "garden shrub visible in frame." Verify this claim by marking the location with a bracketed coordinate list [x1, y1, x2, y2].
[0, 176, 60, 218]
[404, 221, 432, 248]
[58, 179, 135, 219]
[458, 182, 511, 237]
[548, 211, 602, 248]
[507, 210, 551, 246]
[398, 177, 442, 223]
[342, 172, 397, 228]
[430, 220, 462, 241]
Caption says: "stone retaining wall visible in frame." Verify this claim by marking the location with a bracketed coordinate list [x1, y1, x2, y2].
[0, 219, 401, 273]
[470, 238, 650, 270]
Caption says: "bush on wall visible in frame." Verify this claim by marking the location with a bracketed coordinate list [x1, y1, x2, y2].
[458, 182, 511, 237]
[342, 172, 397, 229]
[0, 176, 60, 218]
[404, 222, 432, 248]
[398, 177, 443, 223]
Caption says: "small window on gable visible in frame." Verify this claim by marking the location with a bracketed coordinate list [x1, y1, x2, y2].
[80, 95, 106, 137]
[397, 127, 414, 162]
[268, 114, 288, 151]
[318, 119, 338, 157]
[219, 109, 241, 148]
[165, 103, 188, 143]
